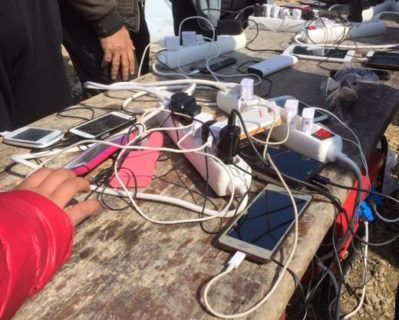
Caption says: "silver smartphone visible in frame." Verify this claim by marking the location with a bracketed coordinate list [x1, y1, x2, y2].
[218, 184, 312, 262]
[69, 111, 136, 140]
[3, 127, 63, 149]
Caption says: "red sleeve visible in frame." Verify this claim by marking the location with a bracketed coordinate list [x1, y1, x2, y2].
[0, 190, 74, 320]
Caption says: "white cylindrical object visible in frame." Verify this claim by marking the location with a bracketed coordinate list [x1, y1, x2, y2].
[182, 31, 197, 46]
[301, 107, 315, 134]
[283, 99, 298, 125]
[292, 9, 302, 20]
[280, 8, 291, 19]
[263, 4, 272, 17]
[271, 5, 280, 18]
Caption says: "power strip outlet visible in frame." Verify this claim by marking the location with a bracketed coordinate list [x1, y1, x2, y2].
[299, 20, 387, 44]
[156, 111, 252, 197]
[248, 16, 306, 33]
[271, 117, 343, 163]
[157, 33, 247, 69]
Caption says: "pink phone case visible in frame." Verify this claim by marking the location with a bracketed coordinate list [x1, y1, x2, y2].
[65, 133, 136, 176]
[109, 132, 164, 189]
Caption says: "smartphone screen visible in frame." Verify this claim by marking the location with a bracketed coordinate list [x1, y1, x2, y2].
[222, 188, 310, 258]
[293, 46, 348, 58]
[11, 128, 54, 142]
[241, 143, 324, 183]
[70, 113, 135, 139]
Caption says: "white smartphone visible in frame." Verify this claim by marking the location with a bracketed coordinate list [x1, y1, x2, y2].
[284, 45, 355, 63]
[69, 111, 136, 140]
[218, 184, 312, 262]
[269, 95, 329, 123]
[2, 127, 63, 149]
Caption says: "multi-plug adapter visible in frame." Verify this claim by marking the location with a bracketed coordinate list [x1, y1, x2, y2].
[157, 33, 246, 69]
[156, 111, 252, 197]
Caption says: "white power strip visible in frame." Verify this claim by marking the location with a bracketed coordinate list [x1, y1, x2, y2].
[271, 117, 343, 163]
[299, 20, 387, 44]
[248, 16, 306, 33]
[156, 111, 252, 197]
[157, 33, 247, 69]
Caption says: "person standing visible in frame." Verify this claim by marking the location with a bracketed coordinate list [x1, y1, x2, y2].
[59, 0, 150, 98]
[0, 0, 72, 130]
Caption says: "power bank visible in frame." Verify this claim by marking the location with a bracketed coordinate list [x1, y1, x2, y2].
[109, 132, 164, 189]
[247, 54, 298, 77]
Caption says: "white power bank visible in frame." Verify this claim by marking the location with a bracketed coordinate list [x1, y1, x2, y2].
[248, 54, 298, 77]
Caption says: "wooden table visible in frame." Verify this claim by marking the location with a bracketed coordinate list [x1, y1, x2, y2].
[3, 29, 399, 320]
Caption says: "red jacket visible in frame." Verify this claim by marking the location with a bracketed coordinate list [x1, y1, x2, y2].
[0, 190, 74, 320]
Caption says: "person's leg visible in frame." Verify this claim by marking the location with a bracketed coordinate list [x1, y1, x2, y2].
[58, 0, 108, 87]
[129, 3, 150, 75]
[0, 0, 72, 130]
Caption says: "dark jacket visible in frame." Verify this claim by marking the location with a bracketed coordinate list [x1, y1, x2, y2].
[67, 0, 140, 37]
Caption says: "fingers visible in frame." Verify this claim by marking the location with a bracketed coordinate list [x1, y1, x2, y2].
[128, 44, 135, 76]
[120, 50, 130, 80]
[100, 27, 136, 80]
[102, 48, 112, 65]
[17, 168, 53, 190]
[67, 199, 102, 226]
[36, 169, 76, 196]
[111, 50, 122, 80]
[50, 177, 90, 208]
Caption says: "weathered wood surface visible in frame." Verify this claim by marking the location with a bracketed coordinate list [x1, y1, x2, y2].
[1, 29, 398, 320]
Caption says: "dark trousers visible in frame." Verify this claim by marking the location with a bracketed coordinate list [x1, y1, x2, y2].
[0, 0, 72, 130]
[58, 0, 150, 97]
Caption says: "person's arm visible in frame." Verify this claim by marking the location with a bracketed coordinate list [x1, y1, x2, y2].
[67, 0, 136, 80]
[0, 168, 100, 320]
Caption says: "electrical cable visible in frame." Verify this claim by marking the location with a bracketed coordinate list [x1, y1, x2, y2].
[202, 150, 300, 318]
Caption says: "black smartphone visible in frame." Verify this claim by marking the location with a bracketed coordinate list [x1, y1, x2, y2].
[190, 56, 237, 73]
[218, 184, 312, 262]
[365, 51, 399, 71]
[239, 141, 324, 188]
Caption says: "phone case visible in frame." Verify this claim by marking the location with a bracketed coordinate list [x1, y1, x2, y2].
[65, 133, 136, 176]
[109, 132, 164, 189]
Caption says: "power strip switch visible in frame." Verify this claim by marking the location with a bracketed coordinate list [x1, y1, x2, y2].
[156, 111, 252, 197]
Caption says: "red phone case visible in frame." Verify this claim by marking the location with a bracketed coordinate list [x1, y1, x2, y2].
[109, 132, 164, 189]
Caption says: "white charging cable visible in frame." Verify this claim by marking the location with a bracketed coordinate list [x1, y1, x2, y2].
[203, 153, 300, 318]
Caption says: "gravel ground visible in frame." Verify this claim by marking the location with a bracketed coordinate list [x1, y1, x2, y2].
[62, 48, 399, 320]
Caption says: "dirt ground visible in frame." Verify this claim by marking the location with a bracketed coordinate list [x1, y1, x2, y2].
[62, 47, 399, 319]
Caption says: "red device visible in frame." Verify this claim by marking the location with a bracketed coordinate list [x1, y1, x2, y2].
[109, 132, 164, 189]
